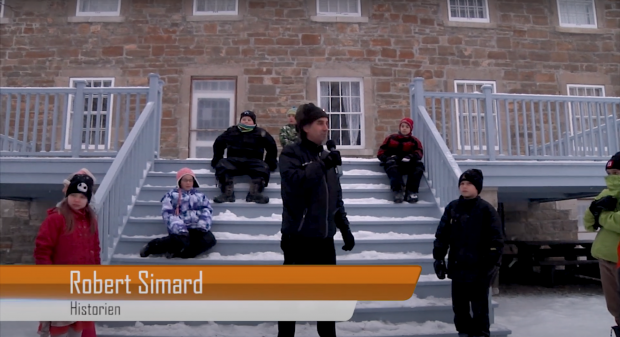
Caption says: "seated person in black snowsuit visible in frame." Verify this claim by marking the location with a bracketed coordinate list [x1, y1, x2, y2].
[376, 117, 425, 203]
[211, 110, 278, 204]
[432, 169, 504, 337]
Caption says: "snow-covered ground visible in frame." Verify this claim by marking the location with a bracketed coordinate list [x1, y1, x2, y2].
[0, 293, 610, 337]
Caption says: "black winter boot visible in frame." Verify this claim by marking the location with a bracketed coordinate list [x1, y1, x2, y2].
[405, 191, 418, 203]
[247, 178, 269, 204]
[393, 187, 404, 203]
[612, 325, 620, 337]
[213, 179, 235, 203]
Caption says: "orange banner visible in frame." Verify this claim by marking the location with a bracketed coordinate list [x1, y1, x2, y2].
[0, 265, 421, 300]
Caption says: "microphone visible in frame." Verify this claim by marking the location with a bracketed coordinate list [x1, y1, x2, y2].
[325, 140, 342, 177]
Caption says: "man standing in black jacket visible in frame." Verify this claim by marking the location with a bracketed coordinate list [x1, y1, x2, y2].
[277, 103, 356, 337]
[211, 110, 278, 204]
[433, 169, 504, 337]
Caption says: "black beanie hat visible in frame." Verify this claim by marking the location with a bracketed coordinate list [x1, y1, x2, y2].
[606, 152, 620, 172]
[240, 110, 256, 125]
[65, 174, 94, 204]
[295, 103, 328, 137]
[459, 169, 484, 194]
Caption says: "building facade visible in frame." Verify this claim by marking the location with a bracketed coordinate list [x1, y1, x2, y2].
[1, 0, 618, 159]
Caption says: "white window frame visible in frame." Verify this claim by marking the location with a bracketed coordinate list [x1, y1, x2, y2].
[454, 80, 499, 151]
[193, 0, 238, 16]
[317, 77, 365, 149]
[317, 0, 361, 17]
[64, 78, 115, 150]
[566, 84, 607, 153]
[557, 0, 597, 29]
[0, 0, 5, 18]
[190, 79, 236, 158]
[76, 0, 121, 17]
[447, 0, 490, 23]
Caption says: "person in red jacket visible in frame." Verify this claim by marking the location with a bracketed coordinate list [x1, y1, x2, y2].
[377, 117, 425, 203]
[34, 174, 99, 337]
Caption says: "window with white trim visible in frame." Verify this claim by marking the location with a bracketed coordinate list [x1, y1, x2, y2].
[190, 79, 236, 158]
[454, 80, 499, 151]
[447, 0, 489, 23]
[318, 78, 364, 148]
[193, 0, 238, 15]
[317, 0, 361, 16]
[567, 84, 608, 152]
[65, 78, 115, 148]
[76, 0, 121, 16]
[557, 0, 597, 28]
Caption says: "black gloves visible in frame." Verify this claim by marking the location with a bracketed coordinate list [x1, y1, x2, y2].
[385, 155, 398, 166]
[323, 150, 342, 170]
[589, 196, 618, 229]
[340, 228, 355, 251]
[401, 154, 414, 163]
[433, 259, 447, 279]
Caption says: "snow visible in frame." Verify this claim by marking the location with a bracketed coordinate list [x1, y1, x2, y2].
[113, 250, 431, 261]
[341, 157, 381, 162]
[138, 198, 428, 205]
[357, 295, 451, 308]
[341, 183, 390, 189]
[131, 211, 438, 222]
[343, 169, 384, 176]
[123, 231, 435, 241]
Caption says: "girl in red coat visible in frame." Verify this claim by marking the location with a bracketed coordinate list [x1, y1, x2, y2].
[377, 117, 425, 203]
[34, 174, 99, 337]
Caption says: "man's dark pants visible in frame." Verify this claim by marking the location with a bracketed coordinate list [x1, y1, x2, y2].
[277, 234, 337, 337]
[214, 157, 271, 185]
[383, 160, 425, 192]
[451, 271, 495, 337]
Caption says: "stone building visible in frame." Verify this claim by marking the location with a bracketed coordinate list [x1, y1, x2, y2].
[0, 0, 618, 263]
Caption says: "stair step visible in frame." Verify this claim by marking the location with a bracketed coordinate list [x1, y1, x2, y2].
[152, 158, 385, 173]
[145, 172, 394, 186]
[124, 217, 439, 236]
[138, 183, 433, 202]
[96, 320, 511, 337]
[116, 234, 434, 256]
[130, 200, 439, 218]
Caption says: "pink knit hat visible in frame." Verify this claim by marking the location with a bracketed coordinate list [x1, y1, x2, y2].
[176, 167, 199, 188]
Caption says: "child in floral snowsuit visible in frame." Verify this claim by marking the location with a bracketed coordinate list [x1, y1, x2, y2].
[140, 168, 217, 259]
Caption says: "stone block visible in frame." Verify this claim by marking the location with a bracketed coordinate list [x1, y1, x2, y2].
[0, 200, 15, 218]
[30, 200, 57, 221]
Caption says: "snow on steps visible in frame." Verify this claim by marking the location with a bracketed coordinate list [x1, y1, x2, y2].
[95, 321, 511, 337]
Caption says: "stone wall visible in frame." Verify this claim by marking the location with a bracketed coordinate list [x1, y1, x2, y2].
[0, 199, 57, 264]
[503, 199, 578, 241]
[0, 0, 618, 158]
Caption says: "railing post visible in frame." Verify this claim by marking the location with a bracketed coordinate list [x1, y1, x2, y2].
[157, 79, 164, 160]
[482, 84, 496, 161]
[147, 73, 160, 161]
[608, 114, 619, 154]
[412, 77, 425, 136]
[71, 81, 86, 158]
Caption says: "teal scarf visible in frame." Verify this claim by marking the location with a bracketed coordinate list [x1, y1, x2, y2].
[237, 123, 256, 132]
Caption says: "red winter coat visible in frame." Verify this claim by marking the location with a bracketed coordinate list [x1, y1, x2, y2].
[34, 208, 101, 265]
[377, 133, 424, 163]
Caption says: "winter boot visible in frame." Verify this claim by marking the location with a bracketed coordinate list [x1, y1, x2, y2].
[405, 191, 418, 203]
[393, 187, 404, 203]
[139, 242, 154, 257]
[612, 326, 620, 337]
[247, 178, 269, 204]
[213, 179, 235, 203]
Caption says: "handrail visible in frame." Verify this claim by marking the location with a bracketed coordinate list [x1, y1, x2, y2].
[412, 80, 462, 210]
[93, 74, 162, 264]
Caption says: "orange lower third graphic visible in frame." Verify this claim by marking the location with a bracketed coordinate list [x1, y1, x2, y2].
[0, 265, 422, 301]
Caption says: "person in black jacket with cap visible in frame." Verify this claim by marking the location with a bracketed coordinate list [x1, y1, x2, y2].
[277, 103, 356, 337]
[432, 169, 504, 337]
[211, 110, 278, 204]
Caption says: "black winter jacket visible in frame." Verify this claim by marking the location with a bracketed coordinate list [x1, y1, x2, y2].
[211, 125, 278, 170]
[279, 139, 350, 238]
[433, 196, 504, 283]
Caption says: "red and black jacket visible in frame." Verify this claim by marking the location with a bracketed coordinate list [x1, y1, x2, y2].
[377, 133, 424, 163]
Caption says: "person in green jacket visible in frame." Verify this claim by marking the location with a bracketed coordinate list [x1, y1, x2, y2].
[279, 107, 298, 147]
[584, 151, 620, 336]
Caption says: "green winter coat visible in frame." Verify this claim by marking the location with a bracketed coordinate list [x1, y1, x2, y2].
[583, 175, 620, 263]
[279, 124, 298, 147]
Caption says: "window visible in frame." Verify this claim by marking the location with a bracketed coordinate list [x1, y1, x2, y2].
[318, 78, 364, 148]
[190, 79, 236, 158]
[557, 0, 597, 28]
[317, 0, 361, 16]
[65, 78, 115, 149]
[454, 80, 498, 151]
[567, 84, 607, 152]
[76, 0, 121, 16]
[193, 0, 238, 15]
[447, 0, 489, 22]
